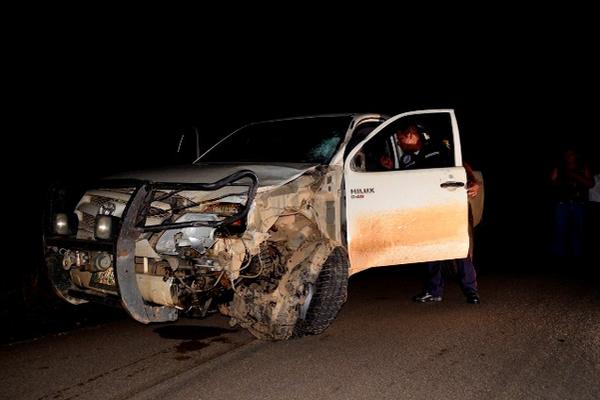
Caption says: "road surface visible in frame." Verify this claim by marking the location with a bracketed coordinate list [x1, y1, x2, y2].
[1, 265, 598, 400]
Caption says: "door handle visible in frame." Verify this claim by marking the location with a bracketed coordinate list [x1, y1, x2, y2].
[440, 181, 465, 188]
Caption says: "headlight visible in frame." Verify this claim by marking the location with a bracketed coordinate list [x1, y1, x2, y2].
[53, 213, 78, 235]
[95, 215, 118, 240]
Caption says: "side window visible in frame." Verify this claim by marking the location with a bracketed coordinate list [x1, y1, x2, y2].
[352, 113, 455, 172]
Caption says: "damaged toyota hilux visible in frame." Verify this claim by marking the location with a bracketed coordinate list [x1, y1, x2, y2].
[44, 110, 483, 340]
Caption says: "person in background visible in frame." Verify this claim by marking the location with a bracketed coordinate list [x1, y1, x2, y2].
[549, 148, 594, 261]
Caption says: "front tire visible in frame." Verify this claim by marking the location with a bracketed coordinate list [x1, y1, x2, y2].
[294, 247, 349, 337]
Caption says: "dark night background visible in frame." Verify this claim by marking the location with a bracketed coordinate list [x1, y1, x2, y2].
[4, 15, 599, 334]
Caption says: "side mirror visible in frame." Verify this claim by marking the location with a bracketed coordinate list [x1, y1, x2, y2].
[176, 127, 201, 163]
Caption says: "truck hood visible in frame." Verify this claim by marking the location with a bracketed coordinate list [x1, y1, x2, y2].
[107, 162, 320, 191]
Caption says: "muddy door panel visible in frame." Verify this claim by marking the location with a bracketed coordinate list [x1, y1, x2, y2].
[343, 110, 469, 275]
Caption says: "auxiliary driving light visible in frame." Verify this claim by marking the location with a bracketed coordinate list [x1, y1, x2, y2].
[53, 213, 77, 235]
[95, 215, 118, 240]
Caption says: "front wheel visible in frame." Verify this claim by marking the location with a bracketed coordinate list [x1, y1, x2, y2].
[294, 247, 349, 337]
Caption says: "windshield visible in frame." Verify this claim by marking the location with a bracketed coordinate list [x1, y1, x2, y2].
[197, 116, 352, 164]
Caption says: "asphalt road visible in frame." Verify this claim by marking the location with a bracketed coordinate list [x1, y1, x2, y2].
[1, 265, 598, 400]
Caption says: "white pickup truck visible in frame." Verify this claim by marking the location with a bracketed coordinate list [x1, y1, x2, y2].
[44, 109, 483, 340]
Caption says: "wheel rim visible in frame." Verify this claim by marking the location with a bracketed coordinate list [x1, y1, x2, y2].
[299, 283, 315, 320]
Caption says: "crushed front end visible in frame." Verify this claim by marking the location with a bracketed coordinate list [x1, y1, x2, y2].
[44, 165, 346, 339]
[44, 170, 258, 324]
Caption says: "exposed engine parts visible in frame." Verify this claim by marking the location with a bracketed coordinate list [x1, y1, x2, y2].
[155, 213, 218, 255]
[60, 249, 88, 270]
[59, 249, 113, 273]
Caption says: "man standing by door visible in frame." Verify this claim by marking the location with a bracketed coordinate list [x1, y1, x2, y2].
[382, 121, 482, 304]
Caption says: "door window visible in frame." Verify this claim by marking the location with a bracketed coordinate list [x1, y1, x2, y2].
[352, 113, 456, 172]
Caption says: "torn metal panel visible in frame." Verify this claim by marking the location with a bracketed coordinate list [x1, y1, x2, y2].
[245, 167, 343, 242]
[209, 167, 343, 339]
[310, 166, 344, 244]
[222, 240, 333, 340]
[247, 175, 317, 232]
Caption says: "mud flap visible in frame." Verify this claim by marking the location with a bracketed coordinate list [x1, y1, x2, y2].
[116, 185, 178, 323]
